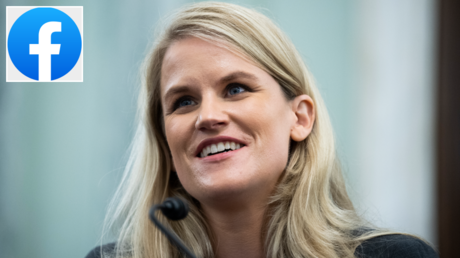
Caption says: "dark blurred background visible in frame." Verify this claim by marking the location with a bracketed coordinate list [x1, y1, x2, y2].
[1, 0, 458, 257]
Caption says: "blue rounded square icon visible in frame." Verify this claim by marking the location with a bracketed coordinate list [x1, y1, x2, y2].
[6, 6, 83, 82]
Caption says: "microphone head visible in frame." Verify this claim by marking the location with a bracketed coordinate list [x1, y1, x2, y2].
[160, 197, 189, 221]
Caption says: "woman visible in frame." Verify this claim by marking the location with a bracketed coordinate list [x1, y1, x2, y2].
[86, 2, 438, 258]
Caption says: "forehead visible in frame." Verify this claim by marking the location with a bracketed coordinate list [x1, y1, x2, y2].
[160, 37, 268, 96]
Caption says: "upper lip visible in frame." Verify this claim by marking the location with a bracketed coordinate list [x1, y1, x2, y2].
[194, 136, 247, 157]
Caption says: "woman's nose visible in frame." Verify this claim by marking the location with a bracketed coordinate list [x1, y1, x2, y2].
[195, 97, 229, 131]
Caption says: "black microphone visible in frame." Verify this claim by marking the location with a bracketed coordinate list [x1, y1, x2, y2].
[149, 197, 197, 258]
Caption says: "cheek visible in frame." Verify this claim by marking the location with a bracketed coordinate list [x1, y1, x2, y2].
[256, 96, 293, 142]
[164, 117, 191, 169]
[262, 123, 291, 171]
[250, 104, 292, 175]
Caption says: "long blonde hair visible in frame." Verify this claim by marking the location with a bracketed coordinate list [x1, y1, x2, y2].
[102, 2, 389, 257]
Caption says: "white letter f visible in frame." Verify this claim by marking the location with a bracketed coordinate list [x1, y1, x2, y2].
[30, 22, 61, 81]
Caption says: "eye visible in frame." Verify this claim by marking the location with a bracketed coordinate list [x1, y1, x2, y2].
[227, 83, 247, 96]
[173, 96, 196, 110]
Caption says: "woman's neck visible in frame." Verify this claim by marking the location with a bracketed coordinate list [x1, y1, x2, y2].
[203, 203, 267, 258]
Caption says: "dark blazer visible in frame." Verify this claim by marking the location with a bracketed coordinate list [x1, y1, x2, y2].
[85, 234, 438, 258]
[354, 234, 438, 258]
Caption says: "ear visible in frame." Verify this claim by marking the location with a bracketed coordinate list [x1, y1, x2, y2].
[290, 94, 315, 142]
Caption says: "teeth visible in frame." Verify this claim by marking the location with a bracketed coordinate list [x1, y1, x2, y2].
[199, 141, 243, 158]
[217, 142, 225, 152]
[202, 147, 208, 157]
[211, 144, 218, 153]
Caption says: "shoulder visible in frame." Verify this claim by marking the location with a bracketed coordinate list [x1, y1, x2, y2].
[354, 234, 439, 258]
[85, 242, 116, 258]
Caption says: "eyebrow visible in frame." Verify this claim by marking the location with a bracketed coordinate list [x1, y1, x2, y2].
[219, 71, 259, 84]
[163, 85, 191, 104]
[163, 71, 258, 102]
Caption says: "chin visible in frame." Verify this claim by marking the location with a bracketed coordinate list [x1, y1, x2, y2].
[188, 178, 256, 207]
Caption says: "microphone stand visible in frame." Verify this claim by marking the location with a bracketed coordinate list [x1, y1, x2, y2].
[149, 198, 197, 258]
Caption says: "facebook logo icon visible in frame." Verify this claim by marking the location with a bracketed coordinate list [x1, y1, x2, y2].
[6, 7, 83, 82]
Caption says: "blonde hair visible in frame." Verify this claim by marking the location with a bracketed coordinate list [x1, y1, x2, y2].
[102, 2, 390, 257]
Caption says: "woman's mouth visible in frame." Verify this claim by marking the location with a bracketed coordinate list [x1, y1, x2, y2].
[198, 141, 244, 158]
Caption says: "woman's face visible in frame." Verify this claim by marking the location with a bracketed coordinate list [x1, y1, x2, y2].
[161, 37, 304, 208]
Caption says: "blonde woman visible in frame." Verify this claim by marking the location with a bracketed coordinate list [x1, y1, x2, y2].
[86, 2, 438, 258]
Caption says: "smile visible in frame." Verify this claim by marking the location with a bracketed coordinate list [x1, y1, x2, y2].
[199, 141, 243, 158]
